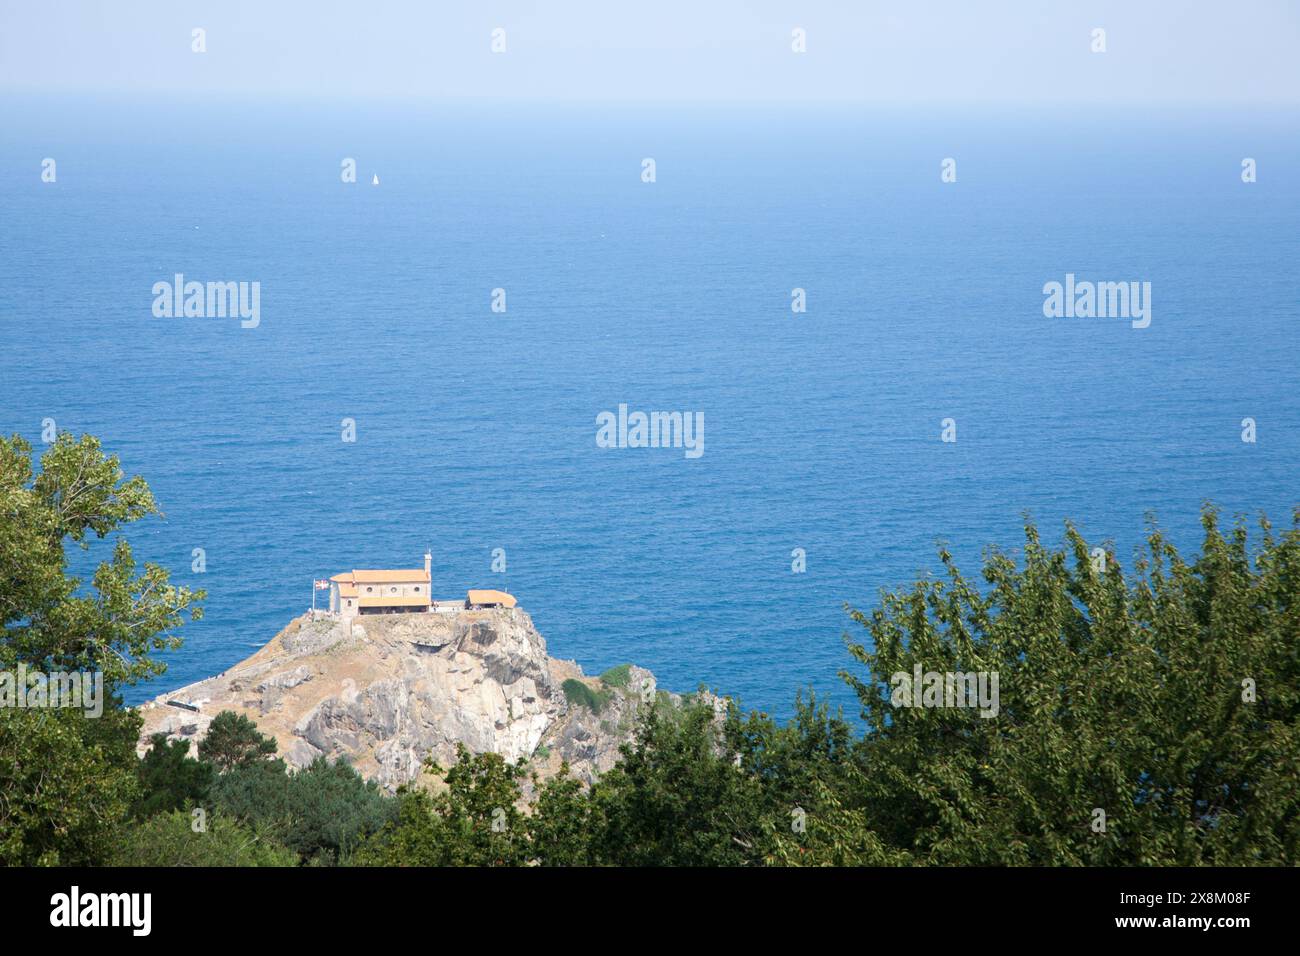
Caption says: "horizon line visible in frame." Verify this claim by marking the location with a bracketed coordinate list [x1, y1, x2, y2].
[4, 90, 1299, 110]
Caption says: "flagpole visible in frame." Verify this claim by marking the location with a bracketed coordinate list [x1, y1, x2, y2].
[312, 579, 316, 616]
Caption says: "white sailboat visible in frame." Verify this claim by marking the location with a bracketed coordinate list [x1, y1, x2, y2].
[372, 174, 380, 185]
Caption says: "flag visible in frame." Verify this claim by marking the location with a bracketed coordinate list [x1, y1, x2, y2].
[314, 579, 330, 590]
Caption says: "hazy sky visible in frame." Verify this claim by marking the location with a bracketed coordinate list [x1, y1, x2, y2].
[2, 0, 1297, 104]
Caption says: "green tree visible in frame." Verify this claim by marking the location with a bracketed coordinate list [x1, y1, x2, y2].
[0, 433, 203, 685]
[134, 733, 214, 819]
[0, 707, 139, 865]
[800, 508, 1300, 866]
[0, 433, 202, 865]
[587, 698, 773, 866]
[527, 763, 596, 866]
[199, 710, 280, 773]
[357, 745, 527, 866]
[730, 691, 887, 865]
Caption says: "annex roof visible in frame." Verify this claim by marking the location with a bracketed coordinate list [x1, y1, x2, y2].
[466, 589, 517, 608]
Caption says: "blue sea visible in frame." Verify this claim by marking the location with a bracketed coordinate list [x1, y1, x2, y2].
[2, 96, 1297, 718]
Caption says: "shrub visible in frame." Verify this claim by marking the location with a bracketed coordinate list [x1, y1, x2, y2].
[562, 678, 610, 713]
[211, 754, 396, 864]
[599, 663, 633, 688]
[112, 810, 298, 867]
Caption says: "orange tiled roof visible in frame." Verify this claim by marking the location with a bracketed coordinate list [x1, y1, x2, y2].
[331, 569, 430, 585]
[353, 569, 429, 583]
[467, 589, 517, 608]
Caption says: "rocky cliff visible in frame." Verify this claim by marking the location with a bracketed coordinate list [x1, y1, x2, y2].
[137, 608, 671, 792]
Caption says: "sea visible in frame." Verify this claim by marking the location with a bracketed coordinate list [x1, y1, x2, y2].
[2, 96, 1297, 718]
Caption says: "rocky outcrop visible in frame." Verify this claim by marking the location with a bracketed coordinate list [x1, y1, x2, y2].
[137, 608, 675, 792]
